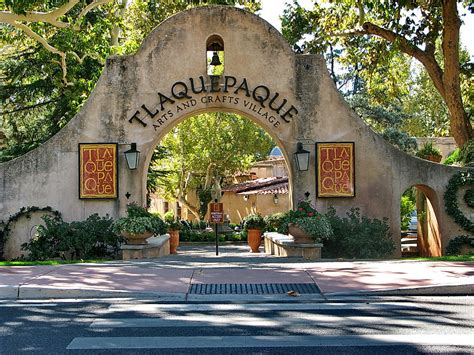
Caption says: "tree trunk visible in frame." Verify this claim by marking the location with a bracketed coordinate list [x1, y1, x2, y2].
[363, 12, 473, 148]
[442, 0, 473, 147]
[177, 196, 200, 220]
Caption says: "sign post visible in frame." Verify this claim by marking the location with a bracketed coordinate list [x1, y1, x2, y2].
[209, 200, 224, 256]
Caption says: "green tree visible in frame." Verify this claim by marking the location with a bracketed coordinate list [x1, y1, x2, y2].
[282, 0, 473, 147]
[0, 0, 261, 161]
[151, 112, 274, 219]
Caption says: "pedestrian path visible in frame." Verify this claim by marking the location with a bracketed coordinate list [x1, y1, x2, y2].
[66, 300, 474, 351]
[0, 245, 473, 300]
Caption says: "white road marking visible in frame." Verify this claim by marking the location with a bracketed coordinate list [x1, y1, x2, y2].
[67, 334, 474, 349]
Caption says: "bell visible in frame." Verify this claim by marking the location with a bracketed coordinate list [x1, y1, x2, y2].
[210, 51, 222, 66]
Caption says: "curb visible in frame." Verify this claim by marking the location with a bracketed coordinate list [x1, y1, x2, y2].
[324, 284, 474, 298]
[11, 287, 187, 301]
[1, 283, 472, 301]
[0, 285, 19, 299]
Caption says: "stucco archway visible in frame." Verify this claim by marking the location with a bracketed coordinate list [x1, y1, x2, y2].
[1, 6, 471, 259]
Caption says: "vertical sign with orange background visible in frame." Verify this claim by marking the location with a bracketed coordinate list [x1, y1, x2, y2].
[79, 143, 118, 199]
[317, 142, 355, 197]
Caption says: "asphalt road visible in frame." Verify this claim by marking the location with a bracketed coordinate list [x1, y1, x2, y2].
[0, 296, 473, 354]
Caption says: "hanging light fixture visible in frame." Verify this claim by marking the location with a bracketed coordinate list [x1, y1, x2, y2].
[243, 195, 249, 201]
[210, 51, 222, 66]
[294, 142, 310, 171]
[124, 143, 140, 170]
[273, 194, 279, 204]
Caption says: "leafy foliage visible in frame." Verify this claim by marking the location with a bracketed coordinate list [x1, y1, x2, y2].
[0, 206, 62, 260]
[150, 112, 274, 218]
[459, 139, 474, 165]
[1, 1, 261, 162]
[416, 141, 442, 158]
[164, 211, 182, 231]
[112, 203, 167, 235]
[444, 171, 474, 234]
[242, 213, 266, 231]
[21, 214, 122, 261]
[265, 200, 333, 242]
[401, 190, 416, 231]
[323, 207, 395, 259]
[444, 148, 462, 166]
[464, 189, 474, 208]
[281, 1, 473, 147]
[446, 235, 474, 256]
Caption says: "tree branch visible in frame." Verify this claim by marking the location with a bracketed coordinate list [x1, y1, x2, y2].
[0, 0, 79, 28]
[0, 0, 113, 86]
[356, 0, 365, 27]
[362, 21, 446, 100]
[0, 100, 58, 115]
[77, 0, 111, 23]
[10, 22, 69, 85]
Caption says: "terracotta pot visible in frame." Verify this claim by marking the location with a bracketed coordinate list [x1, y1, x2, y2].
[168, 230, 180, 254]
[247, 228, 262, 253]
[122, 231, 153, 245]
[424, 155, 442, 163]
[288, 223, 313, 244]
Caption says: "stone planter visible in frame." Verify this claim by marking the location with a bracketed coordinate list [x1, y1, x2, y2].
[288, 223, 313, 244]
[122, 231, 154, 245]
[247, 228, 262, 253]
[168, 229, 180, 254]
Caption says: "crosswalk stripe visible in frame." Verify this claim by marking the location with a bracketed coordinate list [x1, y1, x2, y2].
[67, 334, 474, 350]
[106, 302, 421, 313]
[90, 313, 458, 328]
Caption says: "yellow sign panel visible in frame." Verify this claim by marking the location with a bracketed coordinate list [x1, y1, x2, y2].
[317, 142, 355, 197]
[79, 143, 118, 199]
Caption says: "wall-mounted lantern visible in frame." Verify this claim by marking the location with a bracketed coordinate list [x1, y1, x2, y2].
[294, 142, 310, 171]
[124, 143, 140, 170]
[243, 194, 249, 201]
[273, 194, 279, 204]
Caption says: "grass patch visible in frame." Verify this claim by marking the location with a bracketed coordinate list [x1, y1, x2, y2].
[0, 259, 111, 266]
[404, 255, 474, 262]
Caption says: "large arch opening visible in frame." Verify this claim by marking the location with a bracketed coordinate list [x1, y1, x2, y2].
[142, 110, 292, 247]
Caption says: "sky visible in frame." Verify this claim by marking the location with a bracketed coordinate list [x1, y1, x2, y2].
[258, 0, 474, 57]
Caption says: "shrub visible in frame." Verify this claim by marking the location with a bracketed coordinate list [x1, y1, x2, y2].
[22, 214, 122, 260]
[443, 148, 461, 166]
[323, 207, 395, 259]
[446, 235, 474, 256]
[112, 204, 167, 235]
[264, 212, 287, 232]
[179, 230, 245, 242]
[459, 139, 474, 165]
[400, 194, 415, 230]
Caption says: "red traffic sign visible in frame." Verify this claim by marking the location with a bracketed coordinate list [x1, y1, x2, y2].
[210, 202, 224, 224]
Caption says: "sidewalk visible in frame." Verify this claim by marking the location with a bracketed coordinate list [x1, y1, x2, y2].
[1, 245, 473, 301]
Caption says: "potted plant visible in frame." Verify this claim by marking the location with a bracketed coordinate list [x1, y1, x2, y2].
[416, 142, 442, 163]
[277, 200, 333, 244]
[243, 213, 266, 252]
[112, 203, 167, 245]
[164, 211, 182, 254]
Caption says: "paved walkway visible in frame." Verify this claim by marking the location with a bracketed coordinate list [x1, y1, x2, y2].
[1, 245, 473, 300]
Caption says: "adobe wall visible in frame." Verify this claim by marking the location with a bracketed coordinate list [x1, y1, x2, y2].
[0, 6, 470, 259]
